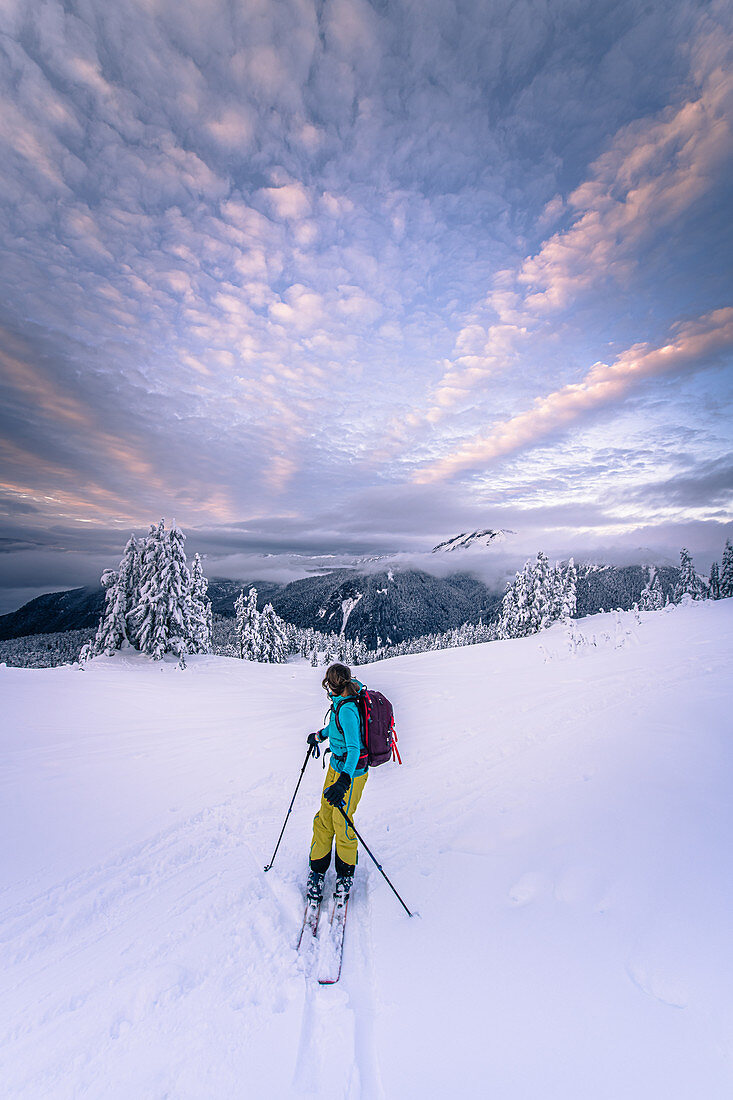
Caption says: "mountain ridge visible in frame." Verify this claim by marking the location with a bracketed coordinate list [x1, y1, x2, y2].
[432, 529, 516, 553]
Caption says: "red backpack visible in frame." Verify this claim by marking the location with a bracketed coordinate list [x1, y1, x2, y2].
[333, 688, 402, 768]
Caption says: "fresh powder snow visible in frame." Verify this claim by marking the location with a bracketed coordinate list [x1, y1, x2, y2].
[1, 600, 732, 1098]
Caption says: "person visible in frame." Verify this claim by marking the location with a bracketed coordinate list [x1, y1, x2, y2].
[305, 662, 368, 905]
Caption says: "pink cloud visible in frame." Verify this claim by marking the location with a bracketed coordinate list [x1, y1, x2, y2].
[425, 9, 733, 417]
[415, 308, 733, 484]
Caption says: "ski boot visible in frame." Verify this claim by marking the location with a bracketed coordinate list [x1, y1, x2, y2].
[333, 874, 353, 907]
[306, 870, 325, 906]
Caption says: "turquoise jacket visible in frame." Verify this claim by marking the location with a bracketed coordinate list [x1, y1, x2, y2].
[317, 680, 367, 778]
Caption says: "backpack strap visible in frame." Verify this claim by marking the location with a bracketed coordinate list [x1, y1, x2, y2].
[333, 694, 369, 770]
[332, 696, 358, 736]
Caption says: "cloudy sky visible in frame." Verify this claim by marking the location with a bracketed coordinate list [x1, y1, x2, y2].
[1, 0, 732, 610]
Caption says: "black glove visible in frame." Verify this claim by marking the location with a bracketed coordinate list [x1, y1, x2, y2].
[307, 732, 321, 758]
[324, 771, 351, 807]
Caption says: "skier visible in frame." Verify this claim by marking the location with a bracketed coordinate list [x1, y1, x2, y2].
[305, 663, 368, 907]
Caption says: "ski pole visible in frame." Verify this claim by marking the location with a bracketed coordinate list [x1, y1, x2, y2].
[336, 805, 414, 917]
[264, 744, 314, 872]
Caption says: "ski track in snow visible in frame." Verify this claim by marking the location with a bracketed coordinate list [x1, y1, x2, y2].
[1, 602, 733, 1097]
[291, 878, 384, 1100]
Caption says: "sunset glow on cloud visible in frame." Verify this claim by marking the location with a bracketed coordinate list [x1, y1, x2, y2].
[0, 0, 731, 605]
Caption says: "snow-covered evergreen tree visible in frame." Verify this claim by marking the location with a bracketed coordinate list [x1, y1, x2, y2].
[123, 534, 142, 645]
[189, 553, 212, 653]
[161, 523, 195, 662]
[639, 565, 664, 611]
[235, 587, 263, 661]
[514, 563, 534, 637]
[130, 521, 194, 663]
[259, 602, 288, 663]
[234, 589, 246, 660]
[82, 568, 121, 659]
[677, 547, 703, 601]
[498, 552, 578, 640]
[708, 561, 720, 600]
[560, 558, 578, 621]
[82, 534, 142, 658]
[530, 551, 554, 632]
[720, 539, 733, 598]
[550, 562, 564, 621]
[497, 573, 518, 639]
[85, 522, 204, 666]
[131, 521, 166, 657]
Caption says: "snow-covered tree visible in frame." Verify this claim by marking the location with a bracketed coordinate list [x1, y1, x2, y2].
[530, 551, 554, 632]
[235, 586, 263, 661]
[639, 565, 664, 611]
[497, 572, 518, 639]
[82, 534, 142, 658]
[162, 523, 195, 661]
[560, 558, 578, 621]
[720, 539, 733, 598]
[514, 563, 535, 637]
[131, 522, 166, 656]
[259, 602, 288, 663]
[677, 547, 703, 601]
[123, 533, 143, 640]
[708, 561, 721, 600]
[189, 553, 212, 653]
[81, 568, 121, 660]
[85, 522, 204, 666]
[131, 521, 194, 663]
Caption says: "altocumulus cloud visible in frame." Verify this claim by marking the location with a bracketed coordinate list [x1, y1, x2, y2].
[0, 0, 731, 603]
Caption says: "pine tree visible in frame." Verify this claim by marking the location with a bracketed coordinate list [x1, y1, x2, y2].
[560, 558, 578, 621]
[497, 576, 518, 639]
[87, 568, 122, 656]
[189, 553, 212, 653]
[514, 562, 534, 637]
[708, 561, 720, 600]
[678, 547, 703, 601]
[83, 533, 143, 658]
[550, 562, 564, 621]
[160, 523, 195, 664]
[721, 539, 733, 598]
[234, 589, 246, 659]
[85, 522, 204, 666]
[132, 522, 194, 663]
[131, 521, 167, 657]
[260, 603, 288, 663]
[530, 551, 554, 631]
[639, 565, 664, 611]
[235, 587, 263, 661]
[123, 534, 142, 646]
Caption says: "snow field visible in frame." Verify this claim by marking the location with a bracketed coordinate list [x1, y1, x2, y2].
[1, 600, 732, 1098]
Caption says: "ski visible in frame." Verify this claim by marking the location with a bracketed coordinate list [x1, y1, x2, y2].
[317, 893, 349, 985]
[296, 896, 322, 950]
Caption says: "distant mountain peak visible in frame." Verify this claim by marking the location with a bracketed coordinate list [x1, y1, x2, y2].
[432, 529, 515, 553]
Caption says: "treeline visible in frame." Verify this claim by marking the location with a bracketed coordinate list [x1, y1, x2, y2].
[4, 530, 731, 669]
[0, 629, 94, 668]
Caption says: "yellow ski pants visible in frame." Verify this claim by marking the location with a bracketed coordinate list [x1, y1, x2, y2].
[310, 765, 368, 869]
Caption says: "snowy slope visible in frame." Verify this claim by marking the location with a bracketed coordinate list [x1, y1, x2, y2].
[1, 601, 732, 1099]
[432, 528, 514, 552]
